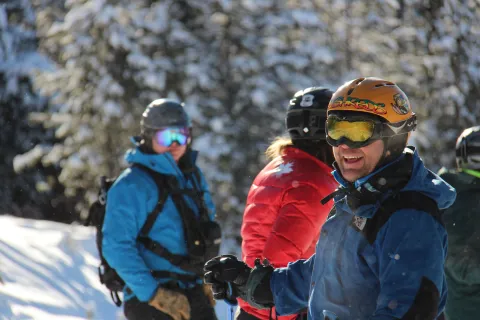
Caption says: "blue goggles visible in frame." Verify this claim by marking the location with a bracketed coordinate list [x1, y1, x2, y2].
[155, 127, 190, 147]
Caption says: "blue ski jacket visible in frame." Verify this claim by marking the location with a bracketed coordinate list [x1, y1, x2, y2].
[102, 144, 216, 303]
[270, 148, 456, 319]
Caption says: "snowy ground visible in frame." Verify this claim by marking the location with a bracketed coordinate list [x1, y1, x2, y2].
[0, 216, 237, 320]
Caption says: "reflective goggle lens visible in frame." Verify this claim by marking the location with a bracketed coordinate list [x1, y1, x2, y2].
[156, 127, 189, 147]
[327, 118, 375, 142]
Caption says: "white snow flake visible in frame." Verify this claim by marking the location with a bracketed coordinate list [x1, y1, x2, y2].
[271, 162, 294, 178]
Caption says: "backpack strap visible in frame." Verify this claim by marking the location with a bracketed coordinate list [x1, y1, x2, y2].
[110, 291, 122, 307]
[185, 167, 211, 223]
[358, 191, 443, 245]
[132, 164, 171, 236]
[140, 177, 169, 236]
[132, 164, 205, 276]
[167, 178, 208, 259]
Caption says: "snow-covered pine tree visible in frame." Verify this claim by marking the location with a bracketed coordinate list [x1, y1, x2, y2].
[1, 0, 76, 221]
[405, 0, 480, 169]
[30, 0, 225, 218]
[325, 0, 479, 170]
[172, 0, 346, 240]
[29, 0, 346, 236]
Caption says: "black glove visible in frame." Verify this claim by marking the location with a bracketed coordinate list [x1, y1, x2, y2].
[203, 254, 250, 305]
[204, 255, 274, 309]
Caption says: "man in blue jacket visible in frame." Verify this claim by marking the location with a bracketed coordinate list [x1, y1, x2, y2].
[103, 99, 219, 320]
[204, 78, 456, 320]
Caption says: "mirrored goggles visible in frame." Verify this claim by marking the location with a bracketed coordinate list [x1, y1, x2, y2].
[326, 114, 416, 148]
[155, 127, 190, 147]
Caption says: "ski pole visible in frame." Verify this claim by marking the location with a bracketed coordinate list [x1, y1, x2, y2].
[225, 282, 237, 320]
[228, 304, 235, 320]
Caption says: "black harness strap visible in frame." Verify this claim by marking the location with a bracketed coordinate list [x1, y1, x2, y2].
[359, 191, 443, 245]
[344, 191, 443, 319]
[111, 291, 122, 307]
[125, 271, 199, 295]
[137, 168, 170, 236]
[132, 164, 209, 276]
[190, 169, 209, 219]
[137, 237, 187, 266]
[150, 270, 199, 283]
[132, 165, 192, 268]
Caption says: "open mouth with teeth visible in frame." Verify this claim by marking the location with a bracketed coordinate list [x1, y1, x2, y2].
[343, 155, 363, 164]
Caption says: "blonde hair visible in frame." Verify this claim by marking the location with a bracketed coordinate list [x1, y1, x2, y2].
[265, 136, 293, 160]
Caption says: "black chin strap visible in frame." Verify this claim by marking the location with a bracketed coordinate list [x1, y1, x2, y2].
[375, 134, 408, 171]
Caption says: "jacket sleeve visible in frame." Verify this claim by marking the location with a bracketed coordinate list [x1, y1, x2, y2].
[369, 209, 447, 320]
[196, 166, 216, 221]
[102, 178, 158, 302]
[270, 254, 315, 315]
[262, 184, 330, 267]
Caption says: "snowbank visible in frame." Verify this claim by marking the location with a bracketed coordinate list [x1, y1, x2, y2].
[0, 216, 235, 320]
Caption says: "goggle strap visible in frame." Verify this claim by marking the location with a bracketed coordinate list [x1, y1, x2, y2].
[383, 115, 417, 137]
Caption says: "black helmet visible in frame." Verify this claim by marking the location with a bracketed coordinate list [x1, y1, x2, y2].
[456, 125, 480, 170]
[141, 98, 191, 133]
[286, 87, 333, 141]
[140, 99, 191, 150]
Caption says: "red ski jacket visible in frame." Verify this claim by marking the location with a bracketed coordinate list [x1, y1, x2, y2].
[239, 146, 337, 320]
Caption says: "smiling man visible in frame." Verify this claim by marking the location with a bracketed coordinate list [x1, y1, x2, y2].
[204, 78, 456, 320]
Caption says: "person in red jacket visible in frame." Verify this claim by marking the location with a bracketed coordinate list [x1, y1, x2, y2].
[238, 87, 338, 320]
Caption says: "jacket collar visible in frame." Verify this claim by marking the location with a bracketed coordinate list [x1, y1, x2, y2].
[328, 146, 456, 217]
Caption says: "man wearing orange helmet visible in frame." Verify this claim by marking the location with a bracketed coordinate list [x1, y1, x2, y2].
[204, 77, 456, 320]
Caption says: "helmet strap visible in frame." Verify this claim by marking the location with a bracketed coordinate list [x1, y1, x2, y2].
[375, 134, 408, 170]
[139, 130, 156, 154]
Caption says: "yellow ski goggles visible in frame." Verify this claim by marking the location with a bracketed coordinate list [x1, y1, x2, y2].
[326, 113, 417, 148]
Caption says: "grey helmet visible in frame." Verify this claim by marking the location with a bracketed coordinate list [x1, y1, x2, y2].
[140, 99, 191, 148]
[456, 125, 480, 170]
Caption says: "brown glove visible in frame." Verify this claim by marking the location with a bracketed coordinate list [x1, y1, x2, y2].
[148, 287, 190, 320]
[203, 283, 216, 307]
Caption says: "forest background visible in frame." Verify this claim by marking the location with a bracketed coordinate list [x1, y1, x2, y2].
[1, 0, 479, 247]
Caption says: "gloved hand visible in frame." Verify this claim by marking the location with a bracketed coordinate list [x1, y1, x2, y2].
[203, 254, 251, 304]
[148, 286, 190, 320]
[202, 283, 216, 307]
[204, 255, 274, 309]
